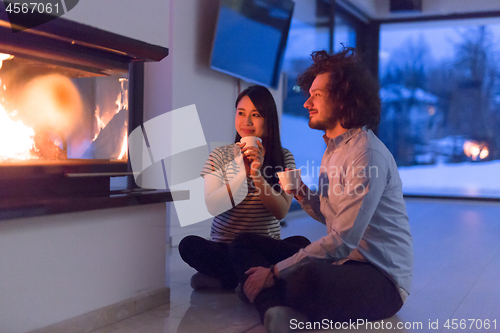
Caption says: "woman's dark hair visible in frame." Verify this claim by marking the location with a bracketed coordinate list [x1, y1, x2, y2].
[297, 47, 381, 129]
[234, 85, 285, 188]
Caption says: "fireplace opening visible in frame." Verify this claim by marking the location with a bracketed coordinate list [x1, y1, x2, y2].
[0, 53, 129, 163]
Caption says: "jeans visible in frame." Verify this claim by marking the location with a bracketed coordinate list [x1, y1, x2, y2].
[229, 233, 403, 323]
[179, 234, 311, 289]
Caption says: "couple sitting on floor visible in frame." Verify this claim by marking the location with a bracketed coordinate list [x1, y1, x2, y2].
[179, 47, 414, 333]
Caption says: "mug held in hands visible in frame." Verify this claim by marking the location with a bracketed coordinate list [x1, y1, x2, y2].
[276, 169, 302, 191]
[240, 136, 262, 148]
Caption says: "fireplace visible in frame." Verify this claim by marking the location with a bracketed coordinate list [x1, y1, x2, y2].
[0, 14, 185, 220]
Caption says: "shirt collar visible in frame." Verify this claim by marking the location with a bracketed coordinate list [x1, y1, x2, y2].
[323, 127, 365, 150]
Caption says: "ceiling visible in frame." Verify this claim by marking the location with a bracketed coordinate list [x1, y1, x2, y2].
[338, 0, 500, 22]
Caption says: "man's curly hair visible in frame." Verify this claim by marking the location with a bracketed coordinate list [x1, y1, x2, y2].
[297, 47, 381, 129]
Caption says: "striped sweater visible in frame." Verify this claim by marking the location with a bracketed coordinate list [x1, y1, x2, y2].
[201, 143, 296, 243]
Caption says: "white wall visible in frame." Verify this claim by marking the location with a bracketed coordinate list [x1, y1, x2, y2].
[0, 204, 167, 333]
[169, 0, 238, 141]
[62, 0, 169, 48]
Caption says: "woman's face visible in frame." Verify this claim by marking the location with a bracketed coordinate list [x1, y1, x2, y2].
[235, 95, 265, 138]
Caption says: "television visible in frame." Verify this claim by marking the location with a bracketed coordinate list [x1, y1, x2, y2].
[210, 0, 294, 89]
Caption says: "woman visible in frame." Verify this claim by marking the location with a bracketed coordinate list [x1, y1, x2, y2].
[179, 85, 309, 290]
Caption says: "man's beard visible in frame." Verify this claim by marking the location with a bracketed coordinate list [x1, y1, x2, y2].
[308, 114, 337, 131]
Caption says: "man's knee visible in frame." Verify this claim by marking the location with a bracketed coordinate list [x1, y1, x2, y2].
[286, 262, 319, 296]
[282, 263, 321, 317]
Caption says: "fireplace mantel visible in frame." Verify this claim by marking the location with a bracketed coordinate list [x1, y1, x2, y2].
[0, 189, 189, 222]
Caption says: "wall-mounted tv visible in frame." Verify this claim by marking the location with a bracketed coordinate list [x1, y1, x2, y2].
[210, 0, 294, 89]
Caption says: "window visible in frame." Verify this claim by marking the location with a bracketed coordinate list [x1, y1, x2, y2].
[379, 18, 500, 198]
[280, 0, 331, 190]
[333, 13, 356, 51]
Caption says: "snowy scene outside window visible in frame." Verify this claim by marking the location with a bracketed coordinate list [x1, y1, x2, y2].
[379, 18, 500, 198]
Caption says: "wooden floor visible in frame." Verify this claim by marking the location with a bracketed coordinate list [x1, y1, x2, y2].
[92, 198, 500, 333]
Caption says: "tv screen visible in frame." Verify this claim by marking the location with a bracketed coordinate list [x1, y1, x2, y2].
[210, 0, 294, 89]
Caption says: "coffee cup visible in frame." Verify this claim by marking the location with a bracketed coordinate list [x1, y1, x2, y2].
[276, 169, 302, 191]
[240, 136, 262, 148]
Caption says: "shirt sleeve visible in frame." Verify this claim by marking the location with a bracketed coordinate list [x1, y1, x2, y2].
[276, 148, 389, 279]
[202, 145, 248, 216]
[298, 191, 326, 224]
[200, 147, 225, 181]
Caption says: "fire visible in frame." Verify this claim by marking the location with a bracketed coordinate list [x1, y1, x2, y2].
[0, 61, 128, 161]
[463, 140, 489, 161]
[93, 106, 106, 141]
[93, 80, 127, 137]
[479, 148, 489, 159]
[0, 54, 37, 161]
[0, 103, 36, 161]
[115, 78, 128, 113]
[118, 132, 128, 160]
[18, 74, 84, 137]
[0, 53, 14, 69]
[116, 79, 128, 160]
[92, 78, 128, 159]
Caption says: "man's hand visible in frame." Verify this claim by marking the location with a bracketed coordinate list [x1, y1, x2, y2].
[243, 266, 275, 303]
[279, 168, 307, 200]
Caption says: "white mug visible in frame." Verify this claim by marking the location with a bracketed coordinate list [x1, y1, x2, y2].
[276, 169, 302, 191]
[240, 136, 262, 148]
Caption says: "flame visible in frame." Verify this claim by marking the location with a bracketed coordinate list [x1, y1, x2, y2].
[0, 59, 37, 160]
[17, 74, 84, 137]
[115, 92, 123, 113]
[479, 147, 489, 159]
[92, 78, 128, 159]
[115, 79, 128, 113]
[93, 106, 106, 141]
[0, 53, 14, 69]
[0, 103, 36, 161]
[118, 131, 128, 159]
[93, 80, 128, 142]
[0, 68, 128, 161]
[463, 141, 489, 161]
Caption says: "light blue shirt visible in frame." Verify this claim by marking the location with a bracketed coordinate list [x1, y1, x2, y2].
[276, 127, 414, 302]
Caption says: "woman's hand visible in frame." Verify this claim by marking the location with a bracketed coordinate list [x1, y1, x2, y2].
[235, 142, 251, 176]
[234, 142, 245, 159]
[241, 140, 265, 178]
[243, 266, 275, 303]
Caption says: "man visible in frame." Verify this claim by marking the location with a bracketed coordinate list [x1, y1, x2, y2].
[229, 47, 413, 332]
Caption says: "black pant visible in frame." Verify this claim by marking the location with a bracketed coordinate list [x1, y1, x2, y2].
[179, 234, 311, 289]
[229, 233, 403, 323]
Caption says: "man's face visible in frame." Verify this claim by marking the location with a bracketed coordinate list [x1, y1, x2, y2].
[303, 73, 336, 131]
